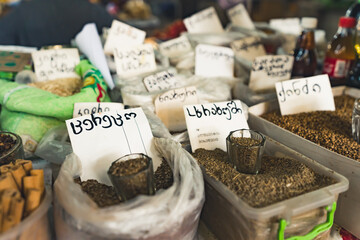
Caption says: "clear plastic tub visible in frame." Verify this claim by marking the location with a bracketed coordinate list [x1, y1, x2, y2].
[201, 137, 349, 240]
[248, 86, 360, 238]
[0, 188, 51, 240]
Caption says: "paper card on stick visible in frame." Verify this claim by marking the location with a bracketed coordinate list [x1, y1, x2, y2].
[0, 51, 31, 72]
[195, 44, 234, 78]
[66, 108, 156, 185]
[183, 100, 249, 152]
[73, 102, 124, 118]
[155, 86, 199, 132]
[104, 20, 146, 55]
[143, 69, 178, 92]
[184, 7, 224, 34]
[230, 37, 266, 62]
[275, 74, 335, 115]
[31, 48, 80, 82]
[249, 55, 294, 92]
[114, 44, 156, 79]
[159, 35, 192, 58]
[227, 3, 255, 30]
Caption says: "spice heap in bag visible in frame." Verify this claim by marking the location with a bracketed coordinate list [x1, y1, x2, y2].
[0, 159, 44, 233]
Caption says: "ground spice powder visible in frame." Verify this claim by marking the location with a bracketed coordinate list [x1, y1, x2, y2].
[192, 148, 335, 208]
[262, 95, 360, 161]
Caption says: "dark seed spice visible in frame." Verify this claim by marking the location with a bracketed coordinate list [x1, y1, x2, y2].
[155, 159, 173, 190]
[109, 158, 148, 176]
[0, 133, 17, 165]
[192, 148, 335, 208]
[262, 95, 360, 161]
[76, 159, 174, 207]
[229, 137, 261, 173]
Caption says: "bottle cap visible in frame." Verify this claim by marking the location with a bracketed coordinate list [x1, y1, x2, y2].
[339, 17, 356, 28]
[301, 17, 318, 29]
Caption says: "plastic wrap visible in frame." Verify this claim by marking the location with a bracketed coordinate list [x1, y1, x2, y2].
[54, 137, 205, 240]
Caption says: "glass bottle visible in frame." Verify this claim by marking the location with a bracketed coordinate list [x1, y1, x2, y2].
[352, 98, 360, 143]
[347, 22, 360, 88]
[322, 17, 356, 86]
[292, 17, 318, 78]
[346, 0, 360, 21]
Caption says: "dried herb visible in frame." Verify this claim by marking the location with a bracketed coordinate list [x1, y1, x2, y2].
[262, 95, 360, 161]
[0, 133, 18, 165]
[229, 137, 261, 174]
[155, 159, 173, 190]
[109, 158, 148, 176]
[192, 148, 336, 208]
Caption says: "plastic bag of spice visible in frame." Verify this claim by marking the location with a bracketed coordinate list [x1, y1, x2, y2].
[0, 60, 110, 156]
[54, 137, 204, 240]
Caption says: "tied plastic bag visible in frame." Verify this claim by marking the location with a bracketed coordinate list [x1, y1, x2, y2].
[0, 60, 110, 156]
[54, 137, 205, 240]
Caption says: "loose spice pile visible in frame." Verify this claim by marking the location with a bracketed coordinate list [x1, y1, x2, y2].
[0, 133, 18, 165]
[262, 95, 360, 161]
[76, 158, 174, 207]
[192, 148, 335, 208]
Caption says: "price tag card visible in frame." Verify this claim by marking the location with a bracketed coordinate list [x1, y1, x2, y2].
[184, 100, 249, 152]
[249, 55, 293, 92]
[227, 3, 255, 30]
[73, 102, 124, 118]
[269, 18, 301, 35]
[143, 69, 179, 92]
[184, 7, 224, 34]
[32, 48, 80, 82]
[66, 108, 157, 185]
[159, 35, 192, 58]
[104, 20, 146, 55]
[195, 44, 234, 78]
[275, 74, 335, 116]
[114, 44, 156, 79]
[155, 86, 199, 132]
[230, 36, 266, 62]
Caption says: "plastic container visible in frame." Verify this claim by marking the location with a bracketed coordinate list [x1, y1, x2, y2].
[0, 131, 24, 165]
[248, 86, 360, 238]
[201, 137, 349, 240]
[0, 188, 51, 240]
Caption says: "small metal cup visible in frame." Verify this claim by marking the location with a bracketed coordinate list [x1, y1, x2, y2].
[352, 98, 360, 143]
[107, 153, 155, 201]
[226, 129, 266, 174]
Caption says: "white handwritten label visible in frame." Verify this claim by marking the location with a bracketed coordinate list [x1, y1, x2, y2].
[269, 18, 301, 35]
[155, 86, 199, 132]
[230, 36, 266, 62]
[143, 69, 179, 92]
[249, 55, 294, 92]
[73, 102, 124, 118]
[183, 100, 249, 152]
[114, 44, 156, 79]
[195, 44, 234, 78]
[184, 7, 224, 34]
[275, 74, 335, 116]
[159, 35, 192, 58]
[32, 48, 80, 82]
[66, 108, 157, 185]
[227, 3, 255, 30]
[104, 20, 146, 55]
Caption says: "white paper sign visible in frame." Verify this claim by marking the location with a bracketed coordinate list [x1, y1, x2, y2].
[227, 3, 255, 30]
[230, 36, 266, 62]
[73, 102, 125, 118]
[275, 74, 335, 115]
[155, 86, 199, 132]
[159, 35, 192, 58]
[114, 44, 156, 79]
[143, 69, 179, 92]
[249, 55, 294, 92]
[66, 108, 157, 185]
[195, 44, 234, 78]
[32, 48, 80, 82]
[269, 18, 301, 35]
[184, 7, 224, 34]
[104, 20, 146, 55]
[184, 100, 249, 152]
